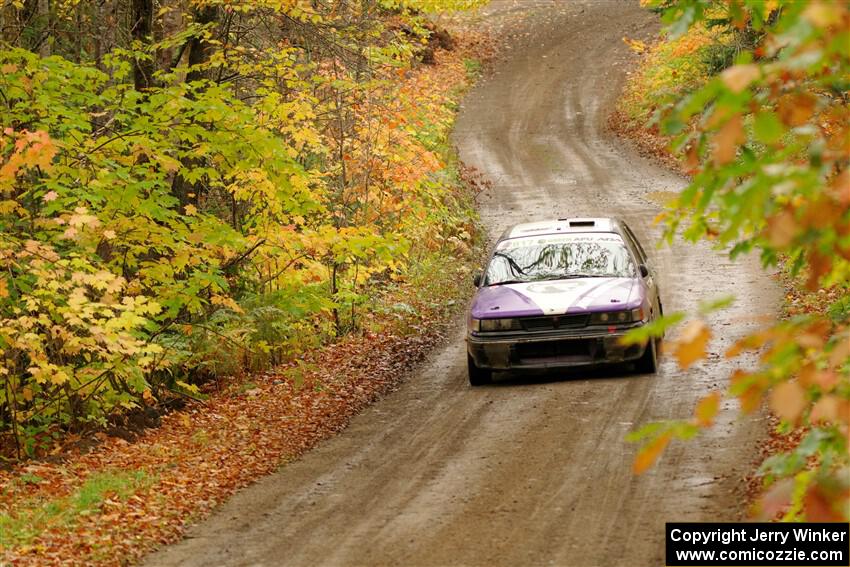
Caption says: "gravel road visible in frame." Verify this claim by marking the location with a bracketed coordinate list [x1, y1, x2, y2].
[145, 2, 779, 566]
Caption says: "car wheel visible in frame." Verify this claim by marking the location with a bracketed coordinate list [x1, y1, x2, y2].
[636, 338, 658, 374]
[468, 354, 493, 386]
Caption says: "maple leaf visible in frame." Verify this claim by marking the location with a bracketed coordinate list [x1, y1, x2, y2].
[769, 380, 807, 423]
[765, 209, 796, 248]
[721, 64, 759, 93]
[672, 319, 711, 369]
[809, 395, 840, 424]
[712, 114, 744, 166]
[804, 485, 845, 522]
[633, 432, 672, 475]
[694, 391, 721, 427]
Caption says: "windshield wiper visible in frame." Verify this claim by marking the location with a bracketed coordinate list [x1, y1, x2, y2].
[534, 273, 609, 281]
[487, 279, 528, 286]
[492, 252, 529, 276]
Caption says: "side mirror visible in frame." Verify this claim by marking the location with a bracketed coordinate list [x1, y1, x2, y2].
[473, 272, 482, 287]
[638, 264, 649, 278]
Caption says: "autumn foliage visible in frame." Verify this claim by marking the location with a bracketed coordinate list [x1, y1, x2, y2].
[0, 0, 485, 459]
[625, 0, 850, 522]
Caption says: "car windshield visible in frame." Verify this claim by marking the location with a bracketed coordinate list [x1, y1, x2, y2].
[484, 233, 636, 285]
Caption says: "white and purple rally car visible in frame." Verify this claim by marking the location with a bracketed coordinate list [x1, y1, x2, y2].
[466, 217, 662, 385]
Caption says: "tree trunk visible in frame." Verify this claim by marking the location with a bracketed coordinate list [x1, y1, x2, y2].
[186, 5, 218, 84]
[169, 4, 219, 208]
[37, 0, 50, 57]
[131, 0, 154, 91]
[95, 0, 118, 70]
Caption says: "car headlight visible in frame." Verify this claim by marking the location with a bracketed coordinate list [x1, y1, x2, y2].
[590, 308, 644, 325]
[478, 318, 522, 332]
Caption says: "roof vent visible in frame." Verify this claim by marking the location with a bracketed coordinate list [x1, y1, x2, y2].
[569, 220, 595, 227]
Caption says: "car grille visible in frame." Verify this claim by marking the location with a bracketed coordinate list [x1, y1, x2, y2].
[520, 314, 589, 332]
[515, 338, 594, 362]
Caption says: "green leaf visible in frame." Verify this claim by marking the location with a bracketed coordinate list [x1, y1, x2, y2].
[753, 111, 784, 145]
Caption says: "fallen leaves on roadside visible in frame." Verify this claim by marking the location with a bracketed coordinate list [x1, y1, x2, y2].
[0, 33, 492, 567]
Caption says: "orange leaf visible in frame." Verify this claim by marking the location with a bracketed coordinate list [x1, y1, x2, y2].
[712, 114, 744, 166]
[673, 320, 712, 369]
[725, 331, 768, 358]
[721, 64, 759, 93]
[765, 209, 797, 248]
[754, 478, 793, 520]
[811, 370, 839, 392]
[633, 432, 672, 475]
[796, 333, 825, 350]
[695, 392, 721, 427]
[809, 395, 840, 424]
[828, 336, 850, 369]
[805, 249, 832, 291]
[778, 93, 815, 127]
[804, 485, 845, 522]
[769, 380, 807, 423]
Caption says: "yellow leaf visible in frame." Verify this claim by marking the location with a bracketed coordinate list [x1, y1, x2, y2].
[0, 278, 8, 298]
[633, 432, 672, 475]
[802, 1, 842, 27]
[672, 319, 711, 369]
[769, 380, 807, 423]
[184, 204, 197, 216]
[49, 369, 69, 385]
[210, 294, 244, 314]
[695, 391, 721, 427]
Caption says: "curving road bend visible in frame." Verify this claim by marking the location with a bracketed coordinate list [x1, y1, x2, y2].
[145, 2, 779, 566]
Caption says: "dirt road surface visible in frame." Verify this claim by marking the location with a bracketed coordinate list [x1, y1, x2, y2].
[145, 2, 778, 566]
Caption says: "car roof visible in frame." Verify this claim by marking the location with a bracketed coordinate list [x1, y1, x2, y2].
[498, 217, 623, 241]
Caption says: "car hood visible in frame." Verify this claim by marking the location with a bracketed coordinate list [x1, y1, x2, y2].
[471, 277, 643, 319]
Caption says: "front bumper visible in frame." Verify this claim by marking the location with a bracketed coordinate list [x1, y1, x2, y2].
[466, 327, 647, 370]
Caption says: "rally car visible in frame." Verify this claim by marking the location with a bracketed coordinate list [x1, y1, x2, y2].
[466, 218, 662, 385]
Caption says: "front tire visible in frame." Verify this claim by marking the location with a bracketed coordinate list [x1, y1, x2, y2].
[468, 354, 493, 386]
[635, 338, 658, 374]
